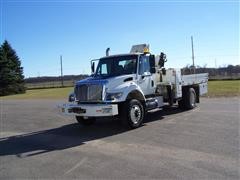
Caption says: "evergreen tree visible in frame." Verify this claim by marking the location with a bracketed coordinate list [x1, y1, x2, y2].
[0, 40, 25, 96]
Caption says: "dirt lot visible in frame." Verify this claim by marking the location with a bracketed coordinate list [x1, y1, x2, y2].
[0, 98, 239, 179]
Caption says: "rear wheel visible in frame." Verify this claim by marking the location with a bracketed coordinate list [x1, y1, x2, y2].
[75, 116, 96, 126]
[178, 88, 196, 110]
[120, 99, 145, 129]
[187, 88, 197, 109]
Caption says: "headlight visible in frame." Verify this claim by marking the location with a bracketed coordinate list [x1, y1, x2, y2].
[68, 92, 75, 102]
[106, 92, 123, 101]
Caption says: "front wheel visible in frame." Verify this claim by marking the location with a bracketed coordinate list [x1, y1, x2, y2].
[75, 116, 96, 126]
[120, 99, 145, 129]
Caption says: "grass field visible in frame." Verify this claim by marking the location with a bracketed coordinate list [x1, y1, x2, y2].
[1, 87, 74, 100]
[1, 80, 239, 100]
[26, 80, 75, 89]
[207, 80, 240, 97]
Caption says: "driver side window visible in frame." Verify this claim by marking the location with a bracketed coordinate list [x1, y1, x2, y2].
[97, 63, 107, 75]
[101, 64, 108, 75]
[139, 56, 150, 75]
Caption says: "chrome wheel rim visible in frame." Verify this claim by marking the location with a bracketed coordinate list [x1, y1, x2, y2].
[130, 105, 141, 124]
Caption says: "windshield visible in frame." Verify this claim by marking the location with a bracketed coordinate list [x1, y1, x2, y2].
[95, 55, 137, 77]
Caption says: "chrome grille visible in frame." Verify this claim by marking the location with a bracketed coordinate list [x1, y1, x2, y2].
[75, 85, 88, 101]
[75, 84, 102, 102]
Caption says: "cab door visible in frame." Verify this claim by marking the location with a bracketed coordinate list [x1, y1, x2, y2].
[137, 55, 155, 95]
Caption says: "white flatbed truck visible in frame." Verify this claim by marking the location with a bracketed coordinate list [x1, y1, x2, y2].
[60, 44, 208, 128]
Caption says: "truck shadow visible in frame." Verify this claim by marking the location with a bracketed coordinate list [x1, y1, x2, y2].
[0, 106, 184, 158]
[145, 105, 184, 123]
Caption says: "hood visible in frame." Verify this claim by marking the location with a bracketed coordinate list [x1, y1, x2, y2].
[76, 74, 135, 88]
[105, 74, 136, 92]
[76, 76, 108, 86]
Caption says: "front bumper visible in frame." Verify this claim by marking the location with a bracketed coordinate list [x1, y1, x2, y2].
[59, 103, 118, 117]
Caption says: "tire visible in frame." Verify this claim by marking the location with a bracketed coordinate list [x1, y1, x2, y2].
[167, 86, 174, 106]
[186, 88, 197, 109]
[178, 88, 196, 110]
[75, 116, 96, 126]
[120, 99, 145, 129]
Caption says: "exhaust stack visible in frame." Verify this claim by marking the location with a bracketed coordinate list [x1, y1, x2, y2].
[106, 48, 110, 56]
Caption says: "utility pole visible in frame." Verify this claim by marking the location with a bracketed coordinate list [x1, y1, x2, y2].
[191, 36, 195, 74]
[60, 55, 63, 87]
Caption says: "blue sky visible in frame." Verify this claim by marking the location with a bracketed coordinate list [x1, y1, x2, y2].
[0, 0, 239, 77]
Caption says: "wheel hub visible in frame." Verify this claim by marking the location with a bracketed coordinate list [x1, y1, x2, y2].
[130, 105, 141, 124]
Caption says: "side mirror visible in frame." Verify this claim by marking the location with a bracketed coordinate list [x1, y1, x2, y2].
[68, 92, 75, 102]
[149, 55, 156, 73]
[142, 71, 151, 79]
[162, 68, 166, 75]
[159, 52, 167, 68]
[91, 62, 95, 74]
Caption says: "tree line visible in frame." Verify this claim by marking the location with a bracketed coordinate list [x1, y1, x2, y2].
[182, 64, 240, 79]
[25, 64, 240, 84]
[25, 74, 89, 84]
[26, 65, 240, 84]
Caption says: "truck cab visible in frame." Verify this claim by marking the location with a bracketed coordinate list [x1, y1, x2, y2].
[60, 44, 208, 128]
